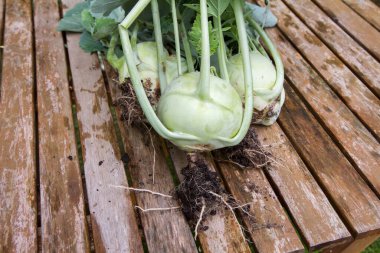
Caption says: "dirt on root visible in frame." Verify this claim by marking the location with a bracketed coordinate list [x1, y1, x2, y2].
[116, 78, 159, 125]
[223, 126, 272, 169]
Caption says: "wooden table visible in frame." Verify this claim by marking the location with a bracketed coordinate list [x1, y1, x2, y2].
[0, 0, 379, 252]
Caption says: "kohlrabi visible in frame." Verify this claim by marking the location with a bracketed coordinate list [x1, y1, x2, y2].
[58, 0, 284, 151]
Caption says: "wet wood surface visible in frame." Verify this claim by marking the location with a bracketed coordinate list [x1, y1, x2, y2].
[63, 0, 144, 252]
[0, 0, 37, 251]
[0, 0, 379, 252]
[35, 0, 89, 251]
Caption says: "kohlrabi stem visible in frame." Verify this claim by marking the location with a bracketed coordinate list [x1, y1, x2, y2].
[120, 0, 151, 29]
[131, 23, 139, 52]
[218, 0, 253, 146]
[248, 17, 284, 100]
[151, 0, 168, 93]
[198, 0, 211, 100]
[171, 0, 182, 76]
[119, 25, 200, 142]
[214, 16, 229, 81]
[179, 17, 195, 72]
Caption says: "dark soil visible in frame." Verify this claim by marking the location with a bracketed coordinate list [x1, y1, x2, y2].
[116, 78, 159, 125]
[223, 126, 271, 169]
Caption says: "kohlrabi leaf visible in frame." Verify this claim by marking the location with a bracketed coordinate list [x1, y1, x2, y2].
[207, 0, 230, 17]
[92, 18, 118, 39]
[80, 31, 105, 52]
[90, 0, 128, 17]
[81, 9, 95, 32]
[189, 14, 219, 56]
[245, 2, 278, 27]
[57, 2, 90, 32]
[106, 6, 126, 22]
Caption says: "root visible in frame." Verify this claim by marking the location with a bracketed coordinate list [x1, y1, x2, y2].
[135, 206, 180, 212]
[223, 126, 272, 169]
[194, 198, 206, 240]
[109, 185, 173, 198]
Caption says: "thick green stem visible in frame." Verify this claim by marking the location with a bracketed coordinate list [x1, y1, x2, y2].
[131, 23, 139, 52]
[120, 0, 151, 29]
[198, 0, 211, 100]
[171, 0, 182, 76]
[248, 17, 284, 100]
[218, 0, 254, 145]
[179, 17, 195, 72]
[214, 16, 229, 81]
[151, 0, 168, 93]
[119, 25, 199, 141]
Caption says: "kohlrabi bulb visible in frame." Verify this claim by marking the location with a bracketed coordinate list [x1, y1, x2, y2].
[227, 51, 284, 126]
[157, 72, 243, 151]
[228, 51, 277, 97]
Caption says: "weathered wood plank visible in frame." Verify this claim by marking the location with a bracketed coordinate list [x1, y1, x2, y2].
[217, 160, 304, 253]
[266, 27, 380, 197]
[268, 0, 380, 140]
[105, 66, 198, 253]
[62, 1, 144, 252]
[312, 0, 380, 60]
[255, 124, 352, 251]
[282, 0, 380, 98]
[0, 0, 37, 252]
[168, 148, 252, 253]
[35, 0, 89, 251]
[341, 234, 380, 253]
[0, 0, 4, 65]
[342, 0, 380, 31]
[279, 84, 380, 237]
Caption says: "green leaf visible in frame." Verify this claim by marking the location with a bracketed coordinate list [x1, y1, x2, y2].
[207, 0, 230, 17]
[189, 14, 219, 56]
[90, 0, 127, 17]
[57, 2, 89, 32]
[81, 9, 95, 32]
[92, 18, 118, 39]
[79, 31, 105, 52]
[107, 6, 125, 22]
[245, 3, 278, 27]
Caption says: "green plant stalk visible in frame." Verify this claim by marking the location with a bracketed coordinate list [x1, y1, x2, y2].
[131, 23, 139, 51]
[119, 25, 200, 142]
[120, 0, 151, 29]
[179, 17, 195, 72]
[217, 0, 254, 145]
[171, 0, 182, 76]
[197, 0, 211, 100]
[247, 16, 284, 100]
[151, 0, 168, 93]
[214, 16, 229, 81]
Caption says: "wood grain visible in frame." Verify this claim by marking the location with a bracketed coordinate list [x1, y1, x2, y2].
[341, 234, 380, 253]
[282, 0, 380, 98]
[168, 148, 252, 253]
[279, 84, 380, 237]
[342, 0, 380, 31]
[216, 160, 304, 253]
[255, 124, 352, 251]
[312, 0, 380, 60]
[63, 1, 144, 252]
[0, 0, 3, 67]
[35, 0, 89, 251]
[265, 27, 380, 197]
[0, 0, 37, 252]
[105, 67, 198, 253]
[268, 0, 380, 140]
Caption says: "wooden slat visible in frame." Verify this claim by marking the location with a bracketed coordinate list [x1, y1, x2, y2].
[62, 1, 144, 252]
[279, 84, 380, 237]
[268, 0, 380, 140]
[105, 67, 198, 253]
[341, 234, 380, 253]
[35, 0, 89, 251]
[217, 161, 304, 253]
[168, 148, 252, 253]
[282, 0, 380, 98]
[342, 0, 380, 31]
[0, 0, 4, 65]
[256, 124, 352, 251]
[312, 0, 380, 60]
[0, 0, 37, 252]
[265, 27, 380, 197]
